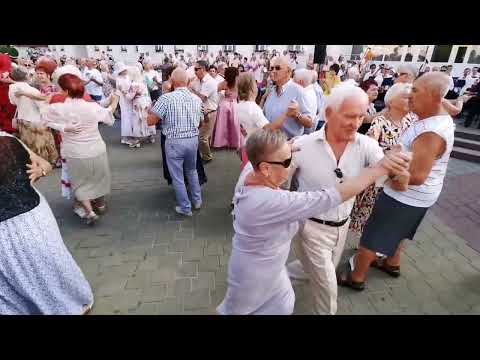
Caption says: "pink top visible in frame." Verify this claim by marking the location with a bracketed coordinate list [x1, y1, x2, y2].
[40, 98, 115, 159]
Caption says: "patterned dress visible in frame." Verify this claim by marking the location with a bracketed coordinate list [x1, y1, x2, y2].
[349, 112, 414, 234]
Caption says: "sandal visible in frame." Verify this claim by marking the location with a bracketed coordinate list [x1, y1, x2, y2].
[337, 262, 365, 291]
[371, 258, 401, 278]
[85, 211, 99, 226]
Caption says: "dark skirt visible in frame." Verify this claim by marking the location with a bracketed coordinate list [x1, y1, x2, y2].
[160, 133, 207, 186]
[359, 192, 428, 257]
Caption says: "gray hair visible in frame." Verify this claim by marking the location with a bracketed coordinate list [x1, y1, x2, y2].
[293, 68, 313, 86]
[396, 64, 418, 79]
[384, 83, 412, 106]
[10, 67, 28, 82]
[171, 67, 188, 86]
[217, 62, 226, 72]
[246, 129, 288, 169]
[418, 72, 450, 99]
[324, 83, 369, 114]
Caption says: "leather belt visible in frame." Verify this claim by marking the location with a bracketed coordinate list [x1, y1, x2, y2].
[308, 217, 349, 227]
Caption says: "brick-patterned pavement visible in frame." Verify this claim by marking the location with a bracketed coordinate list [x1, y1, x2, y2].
[35, 122, 480, 315]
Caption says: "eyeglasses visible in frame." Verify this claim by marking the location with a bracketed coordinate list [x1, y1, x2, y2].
[334, 168, 344, 182]
[258, 153, 292, 168]
[270, 65, 282, 71]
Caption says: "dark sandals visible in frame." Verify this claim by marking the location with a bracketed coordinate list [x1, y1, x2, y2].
[371, 258, 401, 278]
[337, 262, 365, 291]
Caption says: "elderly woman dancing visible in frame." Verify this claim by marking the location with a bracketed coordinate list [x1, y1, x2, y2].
[217, 129, 410, 315]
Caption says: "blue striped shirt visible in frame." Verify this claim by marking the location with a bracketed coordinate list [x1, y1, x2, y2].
[151, 88, 202, 139]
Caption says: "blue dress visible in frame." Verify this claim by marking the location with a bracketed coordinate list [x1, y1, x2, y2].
[0, 132, 94, 315]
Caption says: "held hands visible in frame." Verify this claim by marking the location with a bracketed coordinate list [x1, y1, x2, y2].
[378, 144, 412, 177]
[26, 161, 48, 184]
[286, 101, 299, 118]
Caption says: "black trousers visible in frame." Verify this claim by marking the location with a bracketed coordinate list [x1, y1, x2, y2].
[160, 133, 207, 186]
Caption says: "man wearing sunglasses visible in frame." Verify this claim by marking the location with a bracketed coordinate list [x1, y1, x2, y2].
[285, 83, 410, 315]
[189, 60, 219, 164]
[263, 56, 314, 139]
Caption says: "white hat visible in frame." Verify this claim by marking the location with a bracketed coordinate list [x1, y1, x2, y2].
[114, 62, 128, 77]
[52, 65, 82, 86]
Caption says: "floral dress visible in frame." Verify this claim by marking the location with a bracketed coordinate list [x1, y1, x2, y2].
[349, 112, 414, 234]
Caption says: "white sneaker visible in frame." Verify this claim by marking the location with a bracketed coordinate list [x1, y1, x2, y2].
[73, 206, 87, 219]
[86, 211, 99, 225]
[193, 202, 202, 210]
[175, 206, 192, 217]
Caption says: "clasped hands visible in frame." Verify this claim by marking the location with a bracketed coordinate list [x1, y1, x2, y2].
[377, 144, 411, 190]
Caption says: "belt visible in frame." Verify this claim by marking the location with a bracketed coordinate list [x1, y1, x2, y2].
[308, 217, 349, 227]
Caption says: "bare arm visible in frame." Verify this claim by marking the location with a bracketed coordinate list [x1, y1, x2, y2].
[263, 112, 288, 131]
[335, 165, 387, 201]
[441, 97, 463, 116]
[407, 132, 446, 186]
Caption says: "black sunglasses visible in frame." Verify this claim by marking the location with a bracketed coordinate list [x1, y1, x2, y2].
[270, 65, 282, 71]
[334, 168, 344, 182]
[258, 154, 292, 168]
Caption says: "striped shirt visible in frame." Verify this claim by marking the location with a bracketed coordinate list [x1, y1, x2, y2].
[384, 115, 455, 208]
[151, 88, 202, 139]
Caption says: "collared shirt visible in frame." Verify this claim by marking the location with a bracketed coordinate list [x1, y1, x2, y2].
[190, 73, 219, 111]
[289, 125, 384, 221]
[84, 68, 104, 97]
[151, 88, 202, 139]
[263, 79, 314, 139]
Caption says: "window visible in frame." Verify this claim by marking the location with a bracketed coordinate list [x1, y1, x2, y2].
[223, 45, 235, 52]
[468, 46, 480, 64]
[430, 45, 453, 63]
[287, 45, 304, 52]
[350, 45, 364, 60]
[384, 46, 402, 61]
[52, 46, 57, 51]
[255, 45, 268, 52]
[404, 45, 413, 62]
[197, 45, 208, 52]
[155, 45, 163, 53]
[174, 45, 184, 53]
[417, 46, 428, 62]
[107, 46, 112, 52]
[94, 45, 100, 52]
[135, 46, 139, 53]
[455, 46, 468, 63]
[60, 46, 64, 52]
[120, 46, 127, 53]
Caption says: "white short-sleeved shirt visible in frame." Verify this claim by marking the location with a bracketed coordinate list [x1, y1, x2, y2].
[290, 126, 384, 221]
[83, 68, 104, 97]
[190, 73, 219, 111]
[236, 101, 269, 140]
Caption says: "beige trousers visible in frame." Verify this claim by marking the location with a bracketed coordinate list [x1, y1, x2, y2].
[199, 111, 217, 161]
[292, 219, 350, 315]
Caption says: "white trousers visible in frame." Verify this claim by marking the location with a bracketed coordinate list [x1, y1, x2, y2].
[289, 219, 350, 315]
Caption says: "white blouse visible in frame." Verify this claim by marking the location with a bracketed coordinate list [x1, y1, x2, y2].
[40, 98, 115, 159]
[8, 82, 47, 125]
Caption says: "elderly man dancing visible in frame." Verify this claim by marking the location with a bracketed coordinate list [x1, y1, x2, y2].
[338, 72, 456, 289]
[286, 83, 410, 315]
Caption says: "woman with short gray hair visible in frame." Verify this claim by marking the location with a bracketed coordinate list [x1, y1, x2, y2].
[217, 129, 410, 315]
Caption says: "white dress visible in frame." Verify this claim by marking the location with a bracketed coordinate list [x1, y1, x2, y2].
[217, 172, 342, 315]
[116, 76, 139, 138]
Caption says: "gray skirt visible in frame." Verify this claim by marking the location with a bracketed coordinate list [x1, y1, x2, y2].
[67, 152, 111, 201]
[359, 191, 428, 257]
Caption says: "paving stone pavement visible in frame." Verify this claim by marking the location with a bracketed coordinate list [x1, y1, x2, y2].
[35, 122, 480, 315]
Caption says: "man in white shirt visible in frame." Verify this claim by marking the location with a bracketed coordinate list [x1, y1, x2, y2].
[286, 84, 405, 315]
[362, 63, 379, 82]
[293, 69, 317, 133]
[189, 60, 219, 163]
[83, 58, 104, 101]
[464, 66, 478, 94]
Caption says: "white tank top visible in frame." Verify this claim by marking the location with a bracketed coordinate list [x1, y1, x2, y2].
[384, 115, 455, 208]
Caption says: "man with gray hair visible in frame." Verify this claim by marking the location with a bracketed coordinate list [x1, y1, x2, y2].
[263, 56, 314, 139]
[339, 72, 455, 291]
[293, 69, 317, 133]
[148, 68, 204, 216]
[286, 83, 410, 315]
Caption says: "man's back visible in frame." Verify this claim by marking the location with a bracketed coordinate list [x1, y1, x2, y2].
[152, 88, 202, 139]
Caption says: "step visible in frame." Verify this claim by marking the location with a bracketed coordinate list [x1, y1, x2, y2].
[451, 146, 480, 164]
[455, 130, 480, 142]
[454, 138, 480, 152]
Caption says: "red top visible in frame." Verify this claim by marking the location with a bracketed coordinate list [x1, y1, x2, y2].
[0, 83, 16, 134]
[50, 92, 93, 104]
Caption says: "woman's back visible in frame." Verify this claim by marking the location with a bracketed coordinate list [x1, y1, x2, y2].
[0, 133, 39, 222]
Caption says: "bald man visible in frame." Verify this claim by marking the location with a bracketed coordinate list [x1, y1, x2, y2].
[338, 72, 456, 290]
[148, 68, 204, 216]
[263, 56, 314, 139]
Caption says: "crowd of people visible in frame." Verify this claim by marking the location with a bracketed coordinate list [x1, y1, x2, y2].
[0, 47, 468, 315]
